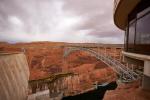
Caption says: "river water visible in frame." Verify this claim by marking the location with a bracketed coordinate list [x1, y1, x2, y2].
[62, 81, 117, 100]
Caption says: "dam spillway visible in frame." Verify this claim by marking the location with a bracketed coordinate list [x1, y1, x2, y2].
[0, 53, 29, 100]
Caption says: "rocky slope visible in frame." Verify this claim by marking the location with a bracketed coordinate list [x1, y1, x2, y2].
[103, 80, 150, 100]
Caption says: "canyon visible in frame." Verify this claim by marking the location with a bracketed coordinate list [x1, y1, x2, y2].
[0, 42, 118, 92]
[0, 42, 149, 100]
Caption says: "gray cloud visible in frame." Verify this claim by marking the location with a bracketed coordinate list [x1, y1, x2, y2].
[0, 0, 124, 43]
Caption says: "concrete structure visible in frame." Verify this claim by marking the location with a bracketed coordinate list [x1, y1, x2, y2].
[114, 0, 150, 90]
[0, 53, 29, 100]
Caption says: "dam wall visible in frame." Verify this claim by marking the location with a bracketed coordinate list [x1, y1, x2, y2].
[0, 53, 29, 100]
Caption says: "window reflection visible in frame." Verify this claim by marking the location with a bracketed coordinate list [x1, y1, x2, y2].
[135, 12, 150, 54]
[128, 22, 135, 52]
[126, 7, 150, 55]
[136, 13, 150, 44]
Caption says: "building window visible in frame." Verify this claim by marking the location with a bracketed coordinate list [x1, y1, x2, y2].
[135, 10, 150, 54]
[124, 27, 128, 51]
[126, 3, 150, 55]
[136, 13, 150, 44]
[127, 21, 136, 52]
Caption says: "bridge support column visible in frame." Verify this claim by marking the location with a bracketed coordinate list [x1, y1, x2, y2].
[142, 60, 150, 91]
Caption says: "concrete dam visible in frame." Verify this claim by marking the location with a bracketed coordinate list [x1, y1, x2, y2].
[0, 53, 29, 100]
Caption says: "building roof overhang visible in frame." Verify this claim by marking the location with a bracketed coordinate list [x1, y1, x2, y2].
[114, 0, 141, 30]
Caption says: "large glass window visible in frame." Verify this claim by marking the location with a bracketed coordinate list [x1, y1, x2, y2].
[127, 22, 136, 52]
[135, 12, 150, 54]
[126, 3, 150, 55]
[136, 13, 150, 44]
[124, 27, 128, 51]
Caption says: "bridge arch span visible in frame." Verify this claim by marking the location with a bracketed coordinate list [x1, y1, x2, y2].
[63, 47, 139, 82]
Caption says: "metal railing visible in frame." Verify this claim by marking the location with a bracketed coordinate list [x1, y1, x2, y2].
[64, 47, 140, 82]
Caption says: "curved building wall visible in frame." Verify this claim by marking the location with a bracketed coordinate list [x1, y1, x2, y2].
[0, 53, 29, 100]
[114, 0, 120, 12]
[114, 0, 150, 91]
[125, 1, 150, 55]
[114, 0, 140, 30]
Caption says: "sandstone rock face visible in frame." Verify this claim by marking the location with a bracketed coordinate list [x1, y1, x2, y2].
[0, 53, 29, 100]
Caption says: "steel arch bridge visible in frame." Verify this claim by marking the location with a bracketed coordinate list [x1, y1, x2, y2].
[63, 47, 140, 82]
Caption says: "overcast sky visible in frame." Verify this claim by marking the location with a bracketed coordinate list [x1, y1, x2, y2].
[0, 0, 124, 43]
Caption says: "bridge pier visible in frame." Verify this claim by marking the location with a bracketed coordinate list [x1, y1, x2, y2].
[142, 61, 150, 91]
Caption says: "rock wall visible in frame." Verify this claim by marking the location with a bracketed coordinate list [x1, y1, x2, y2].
[0, 53, 29, 100]
[103, 80, 150, 100]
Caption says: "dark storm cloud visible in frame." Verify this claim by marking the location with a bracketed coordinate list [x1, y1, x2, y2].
[63, 0, 123, 40]
[88, 29, 123, 38]
[0, 0, 123, 43]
